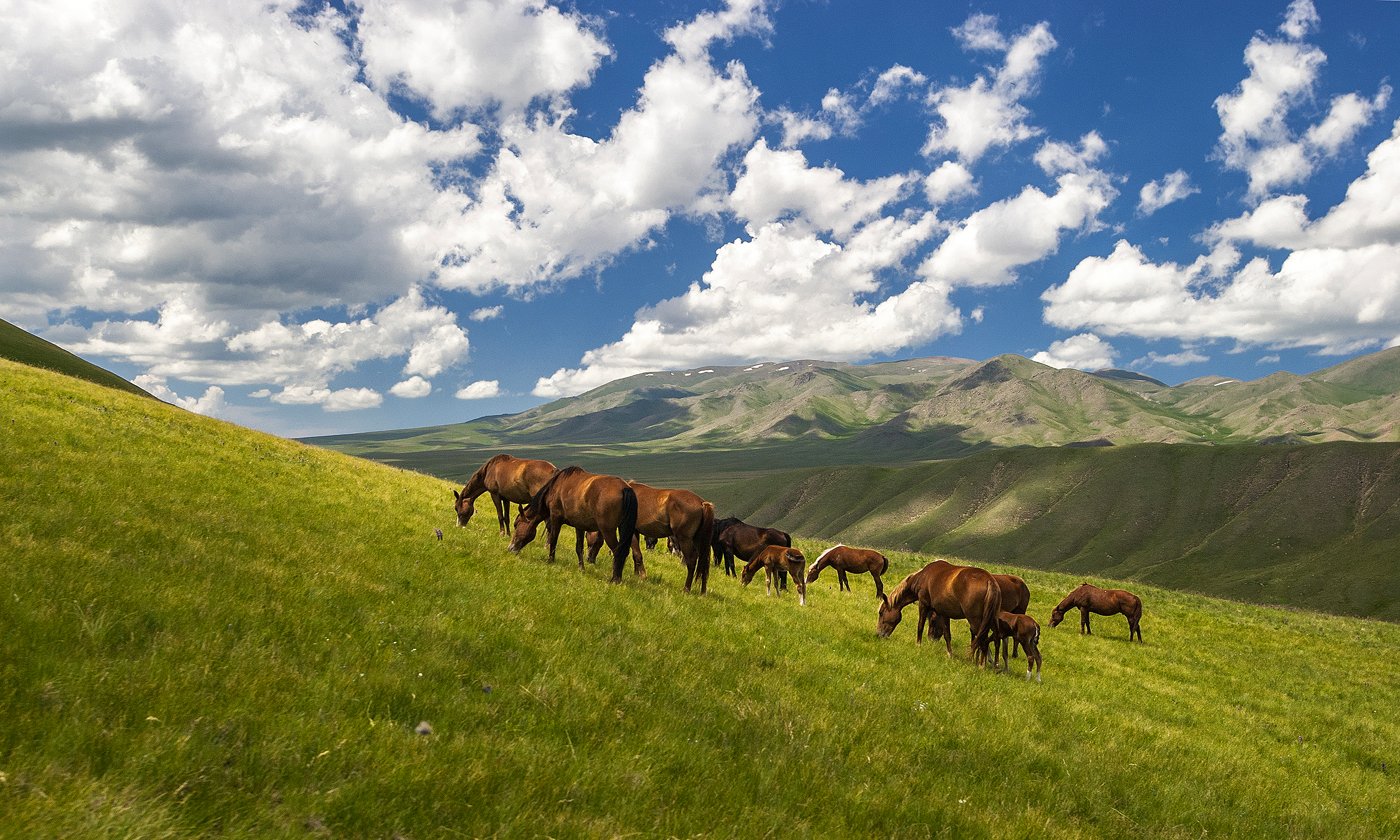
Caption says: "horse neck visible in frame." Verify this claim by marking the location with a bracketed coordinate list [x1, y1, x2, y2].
[886, 576, 920, 611]
[1056, 587, 1088, 612]
[462, 465, 490, 499]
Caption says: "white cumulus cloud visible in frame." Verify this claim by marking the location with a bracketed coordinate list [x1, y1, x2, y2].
[1031, 333, 1116, 371]
[1137, 170, 1199, 215]
[456, 380, 502, 399]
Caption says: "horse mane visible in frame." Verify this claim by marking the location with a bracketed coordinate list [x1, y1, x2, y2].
[884, 571, 916, 607]
[812, 544, 844, 566]
[527, 465, 580, 510]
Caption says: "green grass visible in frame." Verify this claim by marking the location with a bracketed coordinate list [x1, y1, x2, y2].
[0, 317, 150, 399]
[2, 358, 1398, 837]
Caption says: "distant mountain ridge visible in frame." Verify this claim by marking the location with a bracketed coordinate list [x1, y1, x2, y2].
[313, 346, 1400, 461]
[0, 318, 151, 399]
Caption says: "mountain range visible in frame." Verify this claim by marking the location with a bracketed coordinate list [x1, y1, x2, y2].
[314, 347, 1400, 468]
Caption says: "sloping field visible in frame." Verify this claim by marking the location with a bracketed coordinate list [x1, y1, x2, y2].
[713, 443, 1400, 621]
[2, 359, 1396, 837]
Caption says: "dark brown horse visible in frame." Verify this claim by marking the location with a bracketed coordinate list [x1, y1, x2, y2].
[804, 544, 889, 598]
[741, 546, 808, 606]
[583, 481, 715, 594]
[454, 454, 557, 534]
[877, 560, 1001, 665]
[991, 611, 1042, 681]
[1049, 583, 1143, 641]
[927, 572, 1031, 655]
[507, 467, 639, 583]
[712, 517, 791, 579]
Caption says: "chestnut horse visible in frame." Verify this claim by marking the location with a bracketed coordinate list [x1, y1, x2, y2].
[508, 467, 638, 583]
[991, 611, 1042, 681]
[583, 481, 716, 594]
[741, 546, 808, 606]
[712, 517, 791, 579]
[804, 544, 888, 598]
[877, 560, 1002, 665]
[454, 454, 556, 534]
[1049, 583, 1143, 641]
[927, 572, 1030, 655]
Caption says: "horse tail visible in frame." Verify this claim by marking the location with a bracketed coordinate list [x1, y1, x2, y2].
[613, 484, 639, 580]
[973, 574, 1002, 662]
[696, 502, 715, 569]
[878, 552, 889, 576]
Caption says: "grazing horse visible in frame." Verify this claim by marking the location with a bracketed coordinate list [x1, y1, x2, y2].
[583, 481, 716, 594]
[454, 454, 557, 535]
[804, 544, 889, 598]
[741, 546, 808, 606]
[991, 611, 1042, 681]
[508, 467, 639, 583]
[712, 517, 791, 580]
[927, 572, 1031, 655]
[1049, 583, 1143, 641]
[877, 560, 1001, 665]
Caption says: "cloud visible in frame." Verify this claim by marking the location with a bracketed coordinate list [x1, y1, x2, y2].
[456, 380, 502, 399]
[469, 305, 503, 322]
[390, 376, 433, 398]
[133, 374, 227, 417]
[267, 385, 384, 412]
[775, 64, 928, 148]
[1031, 333, 1116, 370]
[1043, 238, 1400, 355]
[355, 0, 611, 117]
[923, 17, 1056, 162]
[919, 169, 1117, 288]
[729, 140, 914, 238]
[663, 0, 772, 61]
[1034, 132, 1107, 176]
[435, 33, 762, 292]
[1137, 170, 1199, 215]
[533, 215, 955, 397]
[923, 161, 978, 205]
[1132, 349, 1209, 367]
[1212, 5, 1388, 198]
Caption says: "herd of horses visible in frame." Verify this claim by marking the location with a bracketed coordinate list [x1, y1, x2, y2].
[454, 453, 1144, 679]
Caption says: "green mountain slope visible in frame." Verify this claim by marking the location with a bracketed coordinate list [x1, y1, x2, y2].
[0, 317, 150, 398]
[312, 347, 1400, 469]
[3, 358, 1397, 837]
[708, 443, 1400, 620]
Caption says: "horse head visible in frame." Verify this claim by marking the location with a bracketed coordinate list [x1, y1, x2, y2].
[507, 504, 545, 553]
[876, 592, 902, 637]
[1048, 607, 1066, 628]
[453, 489, 474, 527]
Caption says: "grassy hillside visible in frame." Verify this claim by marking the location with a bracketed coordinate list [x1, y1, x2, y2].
[2, 358, 1397, 837]
[710, 443, 1400, 621]
[0, 317, 150, 399]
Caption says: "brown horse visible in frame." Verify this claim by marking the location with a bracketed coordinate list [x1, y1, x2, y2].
[507, 467, 639, 583]
[583, 481, 715, 594]
[454, 454, 557, 534]
[804, 544, 889, 598]
[712, 517, 791, 580]
[1049, 583, 1143, 641]
[927, 572, 1031, 655]
[877, 560, 1001, 665]
[991, 611, 1042, 681]
[741, 546, 808, 606]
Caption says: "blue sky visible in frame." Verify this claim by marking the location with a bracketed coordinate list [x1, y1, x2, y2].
[4, 0, 1399, 436]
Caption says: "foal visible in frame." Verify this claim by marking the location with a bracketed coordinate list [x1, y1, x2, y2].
[741, 545, 808, 606]
[991, 611, 1042, 682]
[804, 544, 888, 598]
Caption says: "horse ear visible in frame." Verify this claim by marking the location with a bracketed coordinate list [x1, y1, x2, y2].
[878, 592, 889, 607]
[453, 489, 461, 501]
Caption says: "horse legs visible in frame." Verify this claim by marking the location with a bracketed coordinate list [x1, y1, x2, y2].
[1129, 615, 1142, 642]
[630, 535, 646, 578]
[543, 518, 563, 564]
[917, 603, 930, 644]
[837, 569, 850, 592]
[871, 573, 884, 601]
[1079, 606, 1091, 635]
[494, 494, 510, 535]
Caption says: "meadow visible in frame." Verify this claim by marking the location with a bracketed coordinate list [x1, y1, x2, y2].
[2, 358, 1397, 838]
